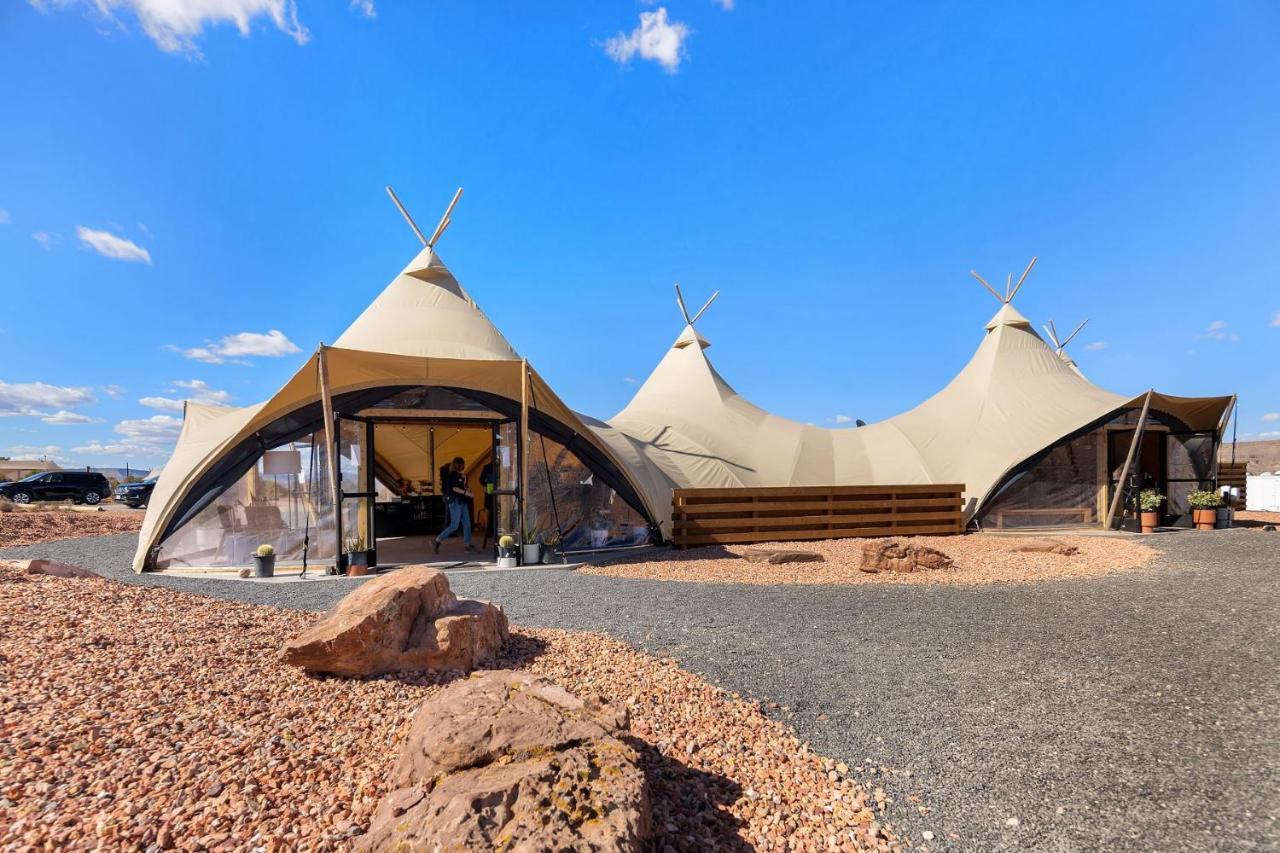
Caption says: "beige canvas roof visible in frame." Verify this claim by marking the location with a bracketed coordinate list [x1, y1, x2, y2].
[136, 240, 1233, 569]
[133, 246, 657, 570]
[598, 300, 1233, 530]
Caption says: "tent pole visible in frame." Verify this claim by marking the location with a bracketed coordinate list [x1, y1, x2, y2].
[1104, 390, 1153, 530]
[318, 345, 342, 569]
[519, 360, 530, 549]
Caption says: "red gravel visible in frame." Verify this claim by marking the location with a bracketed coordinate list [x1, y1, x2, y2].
[582, 533, 1157, 586]
[0, 509, 142, 547]
[0, 568, 906, 851]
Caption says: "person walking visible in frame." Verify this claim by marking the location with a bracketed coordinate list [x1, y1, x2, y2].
[433, 457, 476, 554]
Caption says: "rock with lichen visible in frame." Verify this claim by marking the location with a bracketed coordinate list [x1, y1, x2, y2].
[356, 670, 651, 851]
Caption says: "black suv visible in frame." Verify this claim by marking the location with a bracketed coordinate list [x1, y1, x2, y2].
[114, 476, 158, 509]
[0, 471, 112, 505]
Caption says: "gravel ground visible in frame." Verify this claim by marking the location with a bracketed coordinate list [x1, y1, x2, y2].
[581, 534, 1156, 586]
[0, 566, 902, 852]
[4, 529, 1278, 850]
[0, 509, 142, 547]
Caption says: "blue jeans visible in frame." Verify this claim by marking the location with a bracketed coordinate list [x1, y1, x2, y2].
[437, 499, 472, 546]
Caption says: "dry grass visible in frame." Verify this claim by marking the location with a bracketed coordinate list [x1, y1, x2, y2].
[0, 567, 907, 852]
[581, 533, 1158, 586]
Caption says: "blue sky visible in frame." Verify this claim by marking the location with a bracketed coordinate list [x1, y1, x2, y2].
[2, 0, 1278, 467]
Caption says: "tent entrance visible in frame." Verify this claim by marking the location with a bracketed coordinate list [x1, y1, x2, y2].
[360, 416, 515, 565]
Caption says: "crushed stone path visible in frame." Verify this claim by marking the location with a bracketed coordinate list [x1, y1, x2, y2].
[5, 529, 1277, 851]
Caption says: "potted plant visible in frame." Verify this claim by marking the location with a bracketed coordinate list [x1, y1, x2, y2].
[541, 532, 561, 565]
[1187, 491, 1222, 531]
[497, 534, 518, 569]
[253, 544, 276, 578]
[522, 527, 541, 566]
[1137, 489, 1165, 534]
[344, 537, 369, 576]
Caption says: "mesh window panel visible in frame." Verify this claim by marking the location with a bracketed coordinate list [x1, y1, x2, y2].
[525, 434, 650, 549]
[980, 431, 1101, 529]
[153, 437, 337, 569]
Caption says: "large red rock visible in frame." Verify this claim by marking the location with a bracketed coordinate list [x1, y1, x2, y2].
[858, 540, 954, 574]
[357, 671, 650, 852]
[281, 566, 507, 676]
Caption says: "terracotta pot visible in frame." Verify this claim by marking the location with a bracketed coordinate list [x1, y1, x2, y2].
[1192, 508, 1217, 531]
[1140, 511, 1159, 534]
[348, 564, 369, 576]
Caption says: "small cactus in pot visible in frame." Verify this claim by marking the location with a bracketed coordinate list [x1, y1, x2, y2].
[253, 544, 276, 578]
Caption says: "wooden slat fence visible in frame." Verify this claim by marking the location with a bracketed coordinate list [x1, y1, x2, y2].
[671, 484, 966, 548]
[1219, 461, 1247, 508]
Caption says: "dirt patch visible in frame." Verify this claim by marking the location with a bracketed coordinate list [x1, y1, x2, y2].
[582, 534, 1157, 586]
[1234, 510, 1280, 528]
[0, 567, 906, 851]
[0, 508, 142, 547]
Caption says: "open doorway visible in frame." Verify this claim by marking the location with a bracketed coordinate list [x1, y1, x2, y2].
[369, 419, 507, 565]
[1108, 428, 1167, 529]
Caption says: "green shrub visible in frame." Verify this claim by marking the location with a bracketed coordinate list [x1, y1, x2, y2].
[1138, 489, 1166, 512]
[1187, 490, 1222, 509]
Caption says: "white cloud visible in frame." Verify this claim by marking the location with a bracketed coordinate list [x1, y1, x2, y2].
[171, 329, 301, 364]
[73, 414, 182, 459]
[0, 380, 96, 417]
[604, 7, 690, 74]
[0, 209, 11, 224]
[1272, 311, 1280, 328]
[349, 0, 375, 18]
[828, 415, 854, 424]
[1083, 341, 1107, 352]
[140, 379, 232, 411]
[41, 410, 101, 425]
[623, 376, 639, 385]
[32, 232, 53, 249]
[38, 0, 309, 55]
[713, 0, 734, 9]
[102, 384, 127, 398]
[1262, 412, 1280, 423]
[1196, 320, 1239, 342]
[4, 444, 63, 460]
[76, 226, 152, 264]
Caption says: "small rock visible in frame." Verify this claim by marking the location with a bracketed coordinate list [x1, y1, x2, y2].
[922, 830, 935, 841]
[741, 548, 824, 565]
[1005, 817, 1020, 828]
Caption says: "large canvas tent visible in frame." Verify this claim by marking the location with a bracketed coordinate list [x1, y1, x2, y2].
[136, 225, 1234, 572]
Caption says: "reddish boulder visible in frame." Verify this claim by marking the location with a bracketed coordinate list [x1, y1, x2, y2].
[281, 565, 507, 676]
[1010, 538, 1080, 556]
[858, 540, 954, 574]
[742, 548, 824, 564]
[357, 671, 650, 852]
[6, 559, 101, 579]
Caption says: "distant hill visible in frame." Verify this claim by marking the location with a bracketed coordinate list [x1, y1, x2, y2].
[1220, 439, 1280, 475]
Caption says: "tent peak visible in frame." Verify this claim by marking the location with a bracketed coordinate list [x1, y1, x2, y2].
[386, 185, 463, 249]
[984, 302, 1034, 331]
[674, 323, 711, 350]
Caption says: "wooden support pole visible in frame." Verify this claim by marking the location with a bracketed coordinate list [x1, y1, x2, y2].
[519, 359, 530, 547]
[317, 346, 342, 562]
[1104, 390, 1153, 529]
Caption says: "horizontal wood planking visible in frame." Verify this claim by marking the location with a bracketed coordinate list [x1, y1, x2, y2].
[1219, 461, 1247, 507]
[670, 484, 965, 548]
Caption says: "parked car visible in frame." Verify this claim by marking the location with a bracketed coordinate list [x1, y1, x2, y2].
[0, 471, 112, 505]
[114, 476, 159, 508]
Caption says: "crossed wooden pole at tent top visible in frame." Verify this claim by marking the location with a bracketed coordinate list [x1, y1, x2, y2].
[674, 283, 719, 326]
[970, 256, 1038, 303]
[1042, 318, 1089, 355]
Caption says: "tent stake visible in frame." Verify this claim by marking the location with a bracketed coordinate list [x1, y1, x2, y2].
[317, 345, 342, 569]
[1104, 390, 1153, 529]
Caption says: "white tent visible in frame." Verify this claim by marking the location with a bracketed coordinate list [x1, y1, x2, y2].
[136, 233, 1234, 571]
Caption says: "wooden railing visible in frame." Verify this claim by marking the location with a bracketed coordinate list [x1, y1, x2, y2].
[670, 484, 966, 548]
[1219, 461, 1248, 508]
